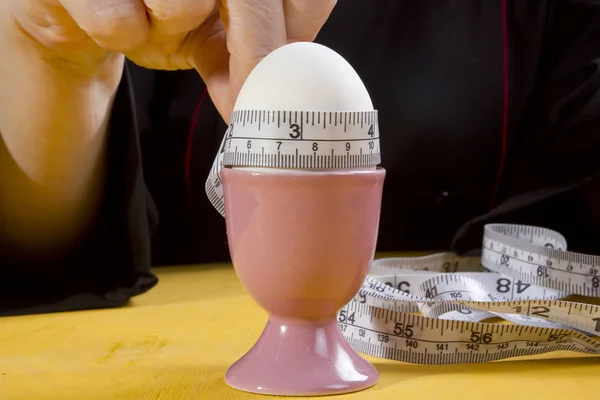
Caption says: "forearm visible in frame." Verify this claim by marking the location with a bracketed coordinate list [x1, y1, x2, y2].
[0, 16, 124, 255]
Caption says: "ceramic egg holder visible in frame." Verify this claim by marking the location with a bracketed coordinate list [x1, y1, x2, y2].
[217, 42, 384, 396]
[222, 167, 384, 396]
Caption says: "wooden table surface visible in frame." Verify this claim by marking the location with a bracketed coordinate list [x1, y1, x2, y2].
[1, 262, 599, 400]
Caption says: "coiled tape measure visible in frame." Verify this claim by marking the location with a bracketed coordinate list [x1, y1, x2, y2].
[206, 109, 600, 365]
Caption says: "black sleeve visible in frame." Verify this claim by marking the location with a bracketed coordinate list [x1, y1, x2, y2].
[0, 62, 159, 317]
[453, 0, 600, 255]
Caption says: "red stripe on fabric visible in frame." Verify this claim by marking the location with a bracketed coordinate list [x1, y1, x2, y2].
[185, 86, 208, 201]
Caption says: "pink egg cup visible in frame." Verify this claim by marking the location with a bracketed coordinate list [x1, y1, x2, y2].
[220, 167, 385, 396]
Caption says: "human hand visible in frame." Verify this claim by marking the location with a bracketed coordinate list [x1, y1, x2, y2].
[8, 0, 337, 121]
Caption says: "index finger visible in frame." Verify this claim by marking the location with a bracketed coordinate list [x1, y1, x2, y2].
[222, 0, 287, 103]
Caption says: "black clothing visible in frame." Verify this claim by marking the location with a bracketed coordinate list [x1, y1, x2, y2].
[2, 0, 600, 316]
[0, 67, 158, 316]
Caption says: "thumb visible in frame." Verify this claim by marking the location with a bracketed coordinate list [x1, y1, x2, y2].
[189, 17, 233, 123]
[221, 0, 287, 105]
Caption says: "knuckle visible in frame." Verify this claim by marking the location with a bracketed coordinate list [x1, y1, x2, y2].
[46, 27, 90, 51]
[84, 1, 147, 50]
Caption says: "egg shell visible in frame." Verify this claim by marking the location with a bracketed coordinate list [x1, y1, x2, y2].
[234, 42, 373, 114]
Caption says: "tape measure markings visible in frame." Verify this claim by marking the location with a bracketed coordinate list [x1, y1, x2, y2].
[222, 137, 380, 141]
[355, 278, 600, 334]
[229, 110, 378, 134]
[482, 225, 600, 297]
[222, 146, 380, 170]
[339, 302, 600, 365]
[206, 110, 382, 218]
[343, 303, 589, 345]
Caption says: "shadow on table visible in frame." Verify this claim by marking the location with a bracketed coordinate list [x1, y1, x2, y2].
[152, 263, 233, 276]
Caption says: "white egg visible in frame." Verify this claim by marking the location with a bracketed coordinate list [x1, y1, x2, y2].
[232, 42, 377, 172]
[234, 41, 373, 112]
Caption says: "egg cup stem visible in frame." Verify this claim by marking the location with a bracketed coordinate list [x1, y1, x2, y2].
[225, 316, 378, 396]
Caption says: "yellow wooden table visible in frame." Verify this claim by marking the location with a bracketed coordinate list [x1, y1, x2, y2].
[1, 262, 599, 400]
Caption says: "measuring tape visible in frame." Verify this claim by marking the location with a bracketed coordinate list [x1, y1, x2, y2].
[205, 109, 381, 216]
[339, 225, 600, 364]
[205, 109, 600, 365]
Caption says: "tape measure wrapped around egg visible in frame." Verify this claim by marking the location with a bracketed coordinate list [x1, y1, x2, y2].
[206, 42, 381, 217]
